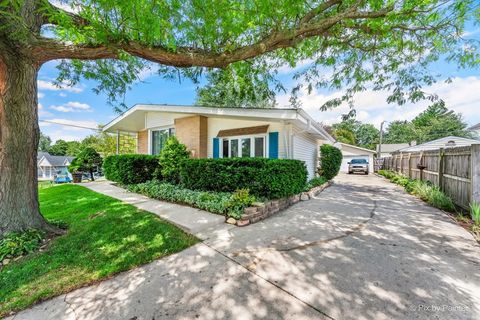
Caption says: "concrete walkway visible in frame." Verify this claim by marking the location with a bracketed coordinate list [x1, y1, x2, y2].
[9, 174, 480, 320]
[80, 181, 226, 237]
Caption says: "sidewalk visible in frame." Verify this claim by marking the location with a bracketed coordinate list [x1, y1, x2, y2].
[80, 181, 227, 237]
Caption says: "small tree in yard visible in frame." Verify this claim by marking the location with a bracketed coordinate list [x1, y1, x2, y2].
[0, 1, 478, 236]
[69, 148, 102, 181]
[159, 137, 190, 184]
[319, 145, 343, 180]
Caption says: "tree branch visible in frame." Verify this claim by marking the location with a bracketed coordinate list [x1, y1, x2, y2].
[32, 5, 394, 67]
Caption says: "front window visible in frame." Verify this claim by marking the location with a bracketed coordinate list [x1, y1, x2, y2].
[151, 128, 175, 155]
[221, 135, 265, 158]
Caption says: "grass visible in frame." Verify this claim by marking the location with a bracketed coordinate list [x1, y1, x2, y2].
[377, 170, 456, 212]
[38, 180, 53, 189]
[0, 184, 198, 317]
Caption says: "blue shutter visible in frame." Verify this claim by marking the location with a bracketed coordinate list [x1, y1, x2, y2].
[268, 132, 279, 159]
[213, 138, 219, 158]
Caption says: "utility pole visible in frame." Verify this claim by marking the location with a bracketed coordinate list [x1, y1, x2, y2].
[378, 121, 386, 158]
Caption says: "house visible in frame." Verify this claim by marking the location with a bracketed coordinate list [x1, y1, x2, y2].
[336, 143, 376, 174]
[376, 143, 411, 158]
[397, 136, 480, 153]
[468, 123, 480, 137]
[103, 105, 335, 179]
[37, 152, 75, 180]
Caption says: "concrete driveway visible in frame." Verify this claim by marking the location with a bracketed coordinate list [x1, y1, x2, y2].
[9, 174, 480, 320]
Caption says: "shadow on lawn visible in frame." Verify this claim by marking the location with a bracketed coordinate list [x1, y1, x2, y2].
[0, 185, 197, 317]
[7, 178, 480, 319]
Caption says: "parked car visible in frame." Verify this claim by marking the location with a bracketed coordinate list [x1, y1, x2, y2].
[348, 158, 369, 175]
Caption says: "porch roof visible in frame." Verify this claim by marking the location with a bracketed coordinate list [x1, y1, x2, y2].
[103, 104, 334, 142]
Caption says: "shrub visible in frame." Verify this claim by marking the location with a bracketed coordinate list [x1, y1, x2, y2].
[305, 176, 328, 191]
[179, 158, 307, 199]
[103, 154, 160, 185]
[379, 170, 456, 212]
[469, 202, 480, 225]
[69, 147, 103, 181]
[127, 181, 255, 218]
[225, 189, 257, 219]
[158, 136, 190, 183]
[0, 229, 46, 262]
[318, 144, 342, 180]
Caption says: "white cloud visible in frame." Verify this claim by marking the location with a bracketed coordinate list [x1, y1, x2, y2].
[38, 92, 45, 99]
[39, 118, 99, 142]
[38, 103, 53, 117]
[49, 0, 80, 14]
[50, 101, 92, 113]
[40, 118, 97, 130]
[37, 80, 84, 93]
[276, 76, 480, 128]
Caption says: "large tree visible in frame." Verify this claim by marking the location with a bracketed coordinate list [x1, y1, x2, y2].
[0, 1, 478, 235]
[384, 104, 472, 144]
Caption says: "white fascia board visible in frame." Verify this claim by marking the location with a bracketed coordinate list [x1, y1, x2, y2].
[104, 104, 299, 132]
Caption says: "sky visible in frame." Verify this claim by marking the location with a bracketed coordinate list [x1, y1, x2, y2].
[38, 34, 480, 143]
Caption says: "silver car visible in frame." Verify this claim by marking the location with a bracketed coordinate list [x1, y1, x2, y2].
[348, 158, 369, 175]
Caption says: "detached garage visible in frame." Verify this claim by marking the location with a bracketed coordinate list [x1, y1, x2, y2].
[336, 143, 375, 174]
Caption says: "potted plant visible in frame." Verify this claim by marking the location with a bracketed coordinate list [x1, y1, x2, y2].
[68, 148, 103, 183]
[68, 159, 83, 183]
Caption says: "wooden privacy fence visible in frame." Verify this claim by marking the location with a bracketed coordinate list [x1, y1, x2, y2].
[382, 144, 480, 209]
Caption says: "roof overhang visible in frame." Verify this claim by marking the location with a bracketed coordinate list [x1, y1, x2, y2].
[103, 104, 335, 142]
[338, 143, 376, 154]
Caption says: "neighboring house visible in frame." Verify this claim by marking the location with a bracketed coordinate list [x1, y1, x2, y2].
[336, 143, 376, 174]
[468, 123, 480, 137]
[103, 105, 335, 179]
[376, 143, 411, 158]
[397, 136, 480, 153]
[37, 152, 75, 180]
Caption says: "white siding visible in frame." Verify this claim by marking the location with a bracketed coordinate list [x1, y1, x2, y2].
[207, 117, 286, 158]
[292, 131, 318, 180]
[146, 112, 189, 129]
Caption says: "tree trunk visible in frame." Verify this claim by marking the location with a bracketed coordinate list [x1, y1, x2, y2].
[90, 169, 95, 181]
[0, 47, 58, 236]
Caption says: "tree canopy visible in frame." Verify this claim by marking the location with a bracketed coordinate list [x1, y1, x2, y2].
[2, 0, 478, 110]
[332, 119, 379, 150]
[384, 104, 472, 144]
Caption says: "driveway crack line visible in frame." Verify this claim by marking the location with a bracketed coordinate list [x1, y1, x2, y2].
[202, 242, 336, 320]
[64, 294, 78, 320]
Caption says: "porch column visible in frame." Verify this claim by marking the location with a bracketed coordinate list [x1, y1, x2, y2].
[116, 130, 120, 155]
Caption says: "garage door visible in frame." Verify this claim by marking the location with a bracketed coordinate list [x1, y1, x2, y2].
[341, 155, 370, 173]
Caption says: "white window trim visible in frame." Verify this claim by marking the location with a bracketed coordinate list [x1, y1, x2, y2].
[148, 125, 175, 155]
[220, 133, 267, 158]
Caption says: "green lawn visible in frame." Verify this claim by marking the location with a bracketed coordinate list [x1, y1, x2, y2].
[0, 184, 198, 317]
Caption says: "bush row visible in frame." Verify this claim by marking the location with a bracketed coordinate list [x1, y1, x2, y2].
[127, 181, 255, 219]
[378, 170, 456, 212]
[103, 154, 161, 185]
[180, 158, 308, 199]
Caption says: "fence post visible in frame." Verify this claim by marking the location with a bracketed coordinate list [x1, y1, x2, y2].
[399, 153, 403, 175]
[407, 153, 411, 178]
[438, 148, 444, 191]
[471, 144, 480, 205]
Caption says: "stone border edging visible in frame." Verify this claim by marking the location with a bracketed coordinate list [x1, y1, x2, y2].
[226, 181, 333, 227]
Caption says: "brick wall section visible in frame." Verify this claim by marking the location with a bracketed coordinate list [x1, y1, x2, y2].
[174, 115, 208, 158]
[137, 130, 148, 154]
[232, 181, 333, 227]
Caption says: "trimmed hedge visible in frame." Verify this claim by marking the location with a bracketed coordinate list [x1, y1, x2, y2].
[319, 144, 342, 180]
[179, 158, 308, 199]
[103, 154, 160, 185]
